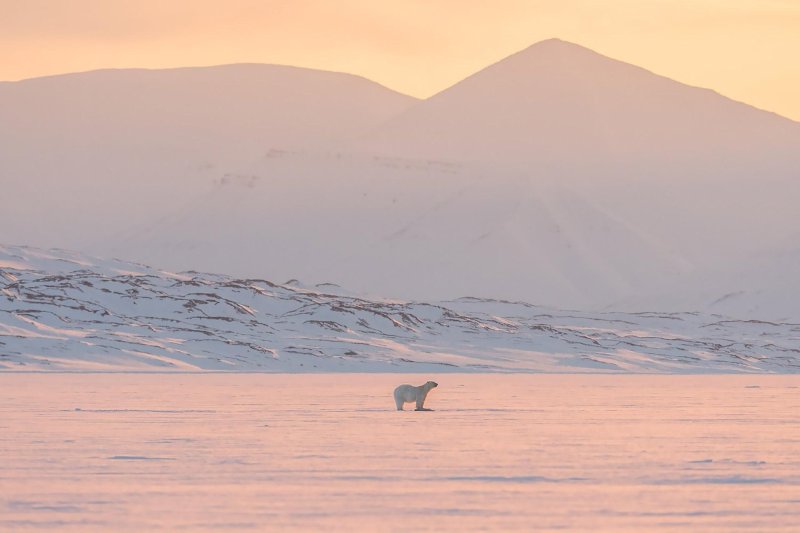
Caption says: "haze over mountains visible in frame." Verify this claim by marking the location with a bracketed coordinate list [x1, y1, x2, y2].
[0, 64, 415, 245]
[1, 39, 798, 319]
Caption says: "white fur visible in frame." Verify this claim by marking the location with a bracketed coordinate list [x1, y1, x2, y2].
[394, 381, 438, 411]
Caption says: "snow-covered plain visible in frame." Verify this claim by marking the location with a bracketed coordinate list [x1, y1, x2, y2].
[1, 374, 798, 531]
[2, 245, 798, 373]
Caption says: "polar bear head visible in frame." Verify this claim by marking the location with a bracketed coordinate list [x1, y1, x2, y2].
[426, 381, 438, 389]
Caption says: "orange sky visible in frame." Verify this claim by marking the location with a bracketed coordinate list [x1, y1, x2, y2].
[2, 0, 799, 120]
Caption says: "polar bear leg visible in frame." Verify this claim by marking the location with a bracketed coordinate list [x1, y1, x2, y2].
[394, 389, 405, 411]
[415, 392, 430, 411]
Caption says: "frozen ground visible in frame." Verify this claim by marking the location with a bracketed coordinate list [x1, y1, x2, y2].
[1, 374, 798, 531]
[2, 245, 799, 373]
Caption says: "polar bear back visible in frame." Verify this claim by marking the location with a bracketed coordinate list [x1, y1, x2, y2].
[394, 384, 422, 403]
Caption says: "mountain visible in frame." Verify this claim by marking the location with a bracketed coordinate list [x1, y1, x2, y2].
[1, 41, 799, 318]
[0, 64, 417, 247]
[365, 38, 800, 166]
[94, 41, 799, 316]
[99, 151, 694, 310]
[1, 63, 414, 153]
[2, 244, 798, 373]
[359, 39, 800, 301]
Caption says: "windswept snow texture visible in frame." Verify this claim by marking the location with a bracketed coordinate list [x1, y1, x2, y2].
[2, 374, 799, 531]
[1, 245, 798, 373]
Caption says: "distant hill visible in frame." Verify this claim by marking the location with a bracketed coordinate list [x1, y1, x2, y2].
[2, 244, 797, 372]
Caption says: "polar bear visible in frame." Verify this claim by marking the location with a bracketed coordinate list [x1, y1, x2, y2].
[394, 381, 438, 411]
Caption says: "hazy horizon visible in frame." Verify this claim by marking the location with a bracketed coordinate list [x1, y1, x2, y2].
[4, 37, 799, 126]
[2, 1, 800, 120]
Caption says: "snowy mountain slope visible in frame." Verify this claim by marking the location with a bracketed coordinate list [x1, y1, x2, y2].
[97, 149, 800, 319]
[100, 151, 692, 309]
[361, 39, 800, 307]
[2, 41, 799, 319]
[2, 245, 798, 373]
[0, 64, 417, 248]
[365, 38, 800, 167]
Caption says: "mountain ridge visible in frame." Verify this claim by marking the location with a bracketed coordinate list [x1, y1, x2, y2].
[4, 38, 797, 125]
[3, 62, 419, 103]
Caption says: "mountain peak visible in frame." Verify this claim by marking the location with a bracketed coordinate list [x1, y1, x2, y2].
[484, 38, 621, 76]
[366, 36, 800, 166]
[524, 37, 590, 51]
[506, 37, 607, 59]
